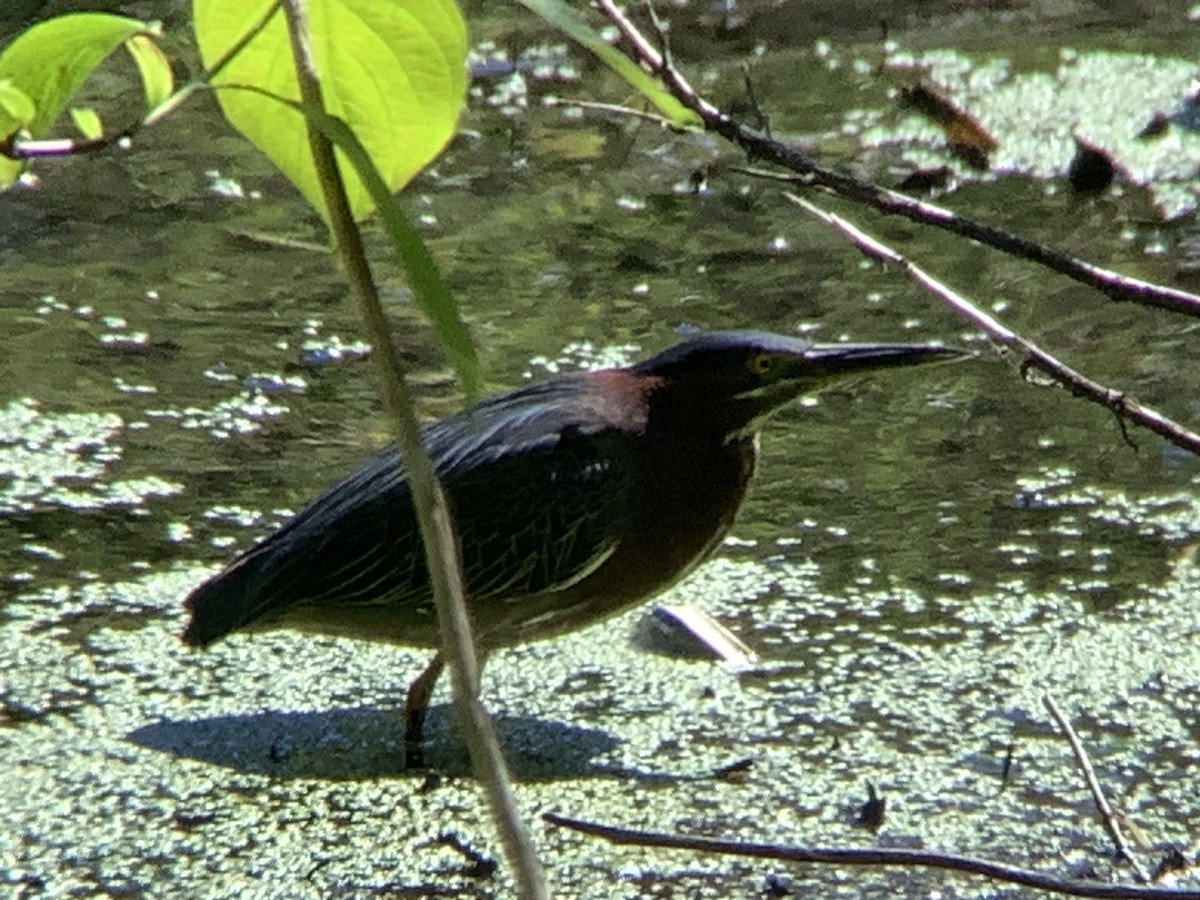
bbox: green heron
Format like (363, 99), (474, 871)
(183, 330), (962, 758)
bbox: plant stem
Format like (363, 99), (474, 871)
(278, 3), (547, 896)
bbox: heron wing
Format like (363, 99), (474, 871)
(181, 376), (637, 645)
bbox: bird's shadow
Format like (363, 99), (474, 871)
(128, 705), (677, 783)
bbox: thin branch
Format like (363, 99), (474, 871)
(2, 135), (117, 159)
(1044, 695), (1153, 883)
(784, 192), (1200, 455)
(642, 1), (676, 76)
(598, 0), (722, 120)
(595, 0), (1200, 318)
(278, 3), (547, 897)
(543, 96), (682, 130)
(543, 812), (1200, 900)
(2, 2), (283, 160)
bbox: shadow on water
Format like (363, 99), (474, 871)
(127, 705), (682, 784)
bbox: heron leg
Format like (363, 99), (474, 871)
(404, 651), (445, 768)
(402, 648), (492, 769)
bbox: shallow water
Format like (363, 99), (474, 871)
(2, 1), (1199, 897)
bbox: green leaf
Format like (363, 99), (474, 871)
(0, 13), (160, 138)
(70, 106), (103, 140)
(512, 0), (701, 128)
(125, 32), (174, 111)
(193, 0), (468, 223)
(0, 79), (35, 132)
(0, 80), (33, 186)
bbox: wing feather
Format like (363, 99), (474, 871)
(182, 375), (638, 646)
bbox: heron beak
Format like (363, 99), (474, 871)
(798, 342), (971, 380)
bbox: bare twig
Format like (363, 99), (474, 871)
(642, 1), (675, 75)
(1044, 695), (1153, 884)
(543, 96), (681, 130)
(1, 134), (117, 159)
(2, 2), (284, 161)
(595, 0), (1200, 318)
(785, 192), (1200, 455)
(4, 2), (281, 163)
(544, 812), (1200, 899)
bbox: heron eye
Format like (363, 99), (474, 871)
(748, 353), (774, 376)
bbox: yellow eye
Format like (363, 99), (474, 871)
(748, 353), (774, 376)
